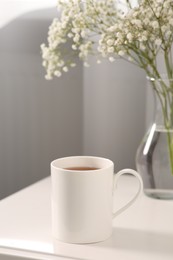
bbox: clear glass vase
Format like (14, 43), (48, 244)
(136, 76), (173, 199)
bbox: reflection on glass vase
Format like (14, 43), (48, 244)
(136, 76), (173, 199)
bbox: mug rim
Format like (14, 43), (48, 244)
(51, 156), (114, 173)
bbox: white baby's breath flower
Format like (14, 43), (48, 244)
(45, 74), (53, 80)
(42, 61), (47, 67)
(58, 60), (65, 67)
(109, 56), (115, 62)
(143, 18), (150, 25)
(81, 30), (86, 38)
(163, 1), (170, 8)
(107, 39), (114, 46)
(108, 47), (114, 53)
(72, 28), (80, 34)
(108, 25), (117, 32)
(155, 39), (162, 46)
(165, 30), (172, 38)
(70, 63), (76, 67)
(68, 33), (73, 38)
(128, 56), (134, 62)
(73, 34), (80, 43)
(141, 35), (147, 42)
(169, 19), (173, 26)
(161, 25), (167, 33)
(54, 70), (62, 77)
(140, 44), (146, 51)
(61, 21), (67, 29)
(97, 59), (101, 64)
(72, 44), (77, 50)
(131, 19), (142, 27)
(84, 61), (90, 67)
(116, 32), (123, 40)
(126, 33), (133, 42)
(152, 21), (159, 29)
(118, 50), (125, 56)
(63, 66), (69, 72)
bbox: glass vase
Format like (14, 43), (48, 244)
(136, 76), (173, 199)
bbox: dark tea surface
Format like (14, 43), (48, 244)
(64, 167), (100, 171)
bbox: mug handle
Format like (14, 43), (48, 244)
(112, 169), (143, 219)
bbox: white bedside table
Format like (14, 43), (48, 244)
(0, 175), (173, 260)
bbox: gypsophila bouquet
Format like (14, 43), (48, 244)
(41, 0), (173, 80)
(41, 0), (173, 174)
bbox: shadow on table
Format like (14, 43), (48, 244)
(91, 227), (173, 256)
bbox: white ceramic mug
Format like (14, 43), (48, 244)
(51, 156), (143, 244)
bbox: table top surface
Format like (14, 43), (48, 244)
(0, 175), (173, 260)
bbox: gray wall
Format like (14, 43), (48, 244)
(0, 9), (83, 199)
(83, 57), (146, 172)
(0, 8), (147, 199)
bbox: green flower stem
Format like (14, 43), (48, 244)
(142, 49), (173, 176)
(166, 128), (173, 175)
